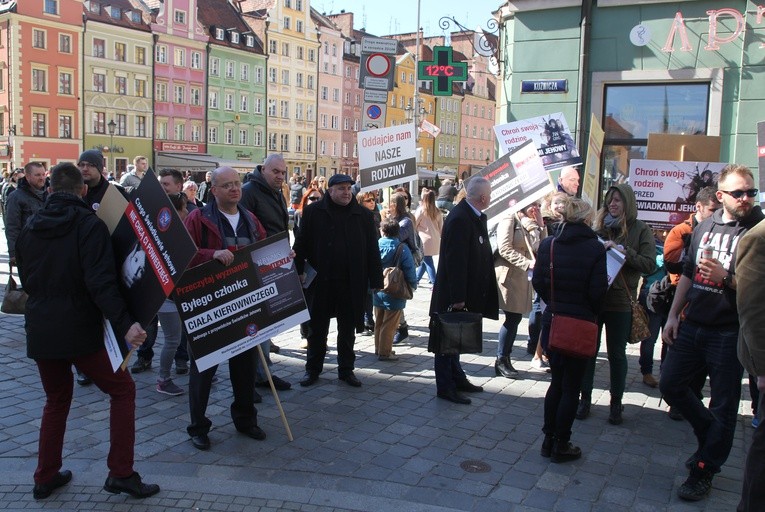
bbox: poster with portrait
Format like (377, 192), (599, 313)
(111, 170), (198, 328)
(628, 159), (727, 230)
(174, 232), (309, 372)
(469, 139), (554, 230)
(493, 112), (583, 172)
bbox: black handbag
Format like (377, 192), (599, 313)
(430, 308), (483, 355)
(2, 263), (28, 315)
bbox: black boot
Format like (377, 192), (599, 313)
(540, 434), (553, 458)
(494, 356), (519, 378)
(608, 399), (624, 425)
(551, 439), (582, 463)
(575, 396), (591, 420)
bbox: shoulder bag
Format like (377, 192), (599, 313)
(547, 238), (599, 358)
(382, 244), (413, 300)
(620, 273), (651, 344)
(2, 263), (28, 315)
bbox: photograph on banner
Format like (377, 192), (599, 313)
(110, 170), (198, 327)
(493, 112), (583, 172)
(174, 232), (309, 372)
(629, 159), (727, 230)
(582, 114), (604, 206)
(357, 124), (417, 192)
(758, 121), (765, 206)
(469, 139), (554, 229)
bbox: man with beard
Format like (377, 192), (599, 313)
(5, 162), (46, 266)
(661, 164), (764, 502)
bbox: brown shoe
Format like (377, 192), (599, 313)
(642, 374), (659, 388)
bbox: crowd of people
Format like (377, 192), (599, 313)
(1, 155), (762, 510)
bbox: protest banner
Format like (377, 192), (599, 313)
(758, 121), (765, 206)
(469, 139), (554, 229)
(493, 112), (583, 172)
(357, 124), (417, 191)
(582, 114), (604, 206)
(629, 159), (727, 230)
(174, 232), (309, 373)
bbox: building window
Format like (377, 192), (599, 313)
(225, 61), (235, 79)
(114, 76), (127, 95)
(295, 102), (303, 120)
(254, 66), (263, 83)
(191, 125), (201, 142)
(32, 68), (47, 92)
(267, 99), (276, 116)
(110, 6), (120, 19)
(59, 34), (71, 53)
(58, 72), (72, 94)
(269, 40), (277, 53)
(320, 87), (328, 101)
(355, 94), (360, 106)
(330, 116), (338, 129)
(280, 134), (289, 152)
(174, 85), (184, 104)
(281, 70), (289, 85)
(333, 88), (339, 102)
(33, 29), (46, 49)
(157, 120), (167, 139)
(155, 44), (167, 63)
(268, 67), (276, 83)
(136, 46), (146, 65)
(225, 93), (233, 110)
(135, 79), (146, 97)
(283, 16), (290, 30)
(115, 42), (126, 61)
(240, 95), (248, 112)
(296, 20), (303, 33)
(296, 72), (303, 88)
(342, 143), (348, 157)
(268, 133), (277, 150)
(136, 116), (146, 137)
(93, 112), (105, 134)
(210, 57), (219, 76)
(306, 105), (314, 122)
(297, 46), (304, 60)
(308, 49), (315, 62)
(282, 42), (289, 56)
(240, 63), (250, 81)
(254, 130), (262, 146)
(116, 114), (126, 135)
(296, 0), (303, 9)
(306, 136), (313, 153)
(174, 10), (186, 24)
(307, 75), (314, 90)
(32, 113), (46, 136)
(190, 87), (201, 106)
(208, 127), (218, 143)
(324, 42), (328, 55)
(224, 128), (233, 144)
(156, 82), (167, 102)
(208, 90), (218, 109)
(93, 38), (105, 58)
(175, 122), (185, 141)
(239, 129), (248, 146)
(296, 135), (303, 152)
(59, 115), (72, 138)
(332, 43), (337, 57)
(174, 48), (185, 67)
(353, 119), (359, 131)
(320, 114), (327, 128)
(254, 97), (262, 114)
(191, 52), (202, 69)
(44, 0), (58, 14)
(344, 118), (349, 131)
(284, 0), (291, 7)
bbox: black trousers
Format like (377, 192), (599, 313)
(305, 280), (357, 377)
(739, 391), (765, 511)
(187, 347), (257, 437)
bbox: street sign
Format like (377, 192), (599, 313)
(364, 89), (389, 103)
(417, 46), (468, 97)
(359, 53), (395, 91)
(362, 101), (387, 131)
(361, 36), (398, 55)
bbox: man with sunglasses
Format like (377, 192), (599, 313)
(661, 164), (764, 502)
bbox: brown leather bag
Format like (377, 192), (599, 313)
(1, 264), (28, 315)
(620, 274), (651, 344)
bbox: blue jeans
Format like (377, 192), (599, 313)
(659, 321), (742, 473)
(416, 255), (436, 284)
(528, 295), (542, 353)
(497, 311), (523, 358)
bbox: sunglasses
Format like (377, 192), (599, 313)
(307, 196), (321, 201)
(364, 198), (375, 203)
(720, 189), (758, 199)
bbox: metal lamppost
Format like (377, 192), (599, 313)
(107, 119), (116, 173)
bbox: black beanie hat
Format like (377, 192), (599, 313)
(78, 149), (104, 173)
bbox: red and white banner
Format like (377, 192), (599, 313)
(420, 118), (441, 138)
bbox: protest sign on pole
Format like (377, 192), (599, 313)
(357, 124), (417, 192)
(469, 139), (554, 229)
(174, 232), (309, 373)
(493, 112), (583, 172)
(629, 159), (727, 230)
(582, 114), (604, 206)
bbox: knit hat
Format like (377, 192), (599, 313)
(78, 150), (104, 173)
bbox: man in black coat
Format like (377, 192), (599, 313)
(429, 177), (499, 404)
(16, 163), (159, 500)
(293, 174), (384, 387)
(5, 161), (46, 265)
(239, 154), (291, 389)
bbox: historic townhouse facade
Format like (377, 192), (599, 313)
(313, 9), (343, 177)
(200, 0), (267, 165)
(434, 94), (462, 176)
(144, 0), (208, 159)
(83, 0), (153, 174)
(0, 0), (82, 173)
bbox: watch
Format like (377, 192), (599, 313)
(722, 272), (733, 288)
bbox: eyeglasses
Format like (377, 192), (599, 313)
(307, 195), (321, 201)
(720, 189), (758, 199)
(215, 181), (242, 190)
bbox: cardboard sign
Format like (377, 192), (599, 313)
(494, 112), (583, 172)
(646, 133), (721, 163)
(174, 232), (309, 372)
(469, 139), (554, 230)
(582, 114), (604, 206)
(357, 124), (417, 192)
(629, 159), (727, 230)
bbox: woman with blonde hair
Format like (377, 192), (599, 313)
(414, 190), (442, 285)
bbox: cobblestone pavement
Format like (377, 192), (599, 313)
(0, 230), (752, 511)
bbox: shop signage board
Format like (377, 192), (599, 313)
(494, 112), (582, 172)
(629, 159), (727, 230)
(174, 232), (309, 372)
(417, 46), (468, 97)
(520, 79), (568, 93)
(357, 124), (417, 191)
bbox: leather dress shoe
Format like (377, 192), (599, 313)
(76, 373), (92, 386)
(437, 390), (471, 404)
(103, 472), (160, 498)
(299, 373), (319, 387)
(255, 375), (292, 391)
(190, 434), (210, 450)
(339, 372), (362, 387)
(238, 425), (266, 440)
(33, 470), (72, 499)
(456, 380), (483, 393)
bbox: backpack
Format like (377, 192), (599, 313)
(382, 244), (413, 300)
(289, 183), (303, 205)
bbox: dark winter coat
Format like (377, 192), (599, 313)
(84, 175), (128, 211)
(4, 177), (46, 258)
(240, 170), (289, 237)
(292, 194), (384, 332)
(16, 193), (135, 359)
(533, 221), (608, 322)
(429, 199), (499, 319)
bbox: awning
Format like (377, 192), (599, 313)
(155, 152), (260, 173)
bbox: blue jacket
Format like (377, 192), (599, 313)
(374, 237), (417, 310)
